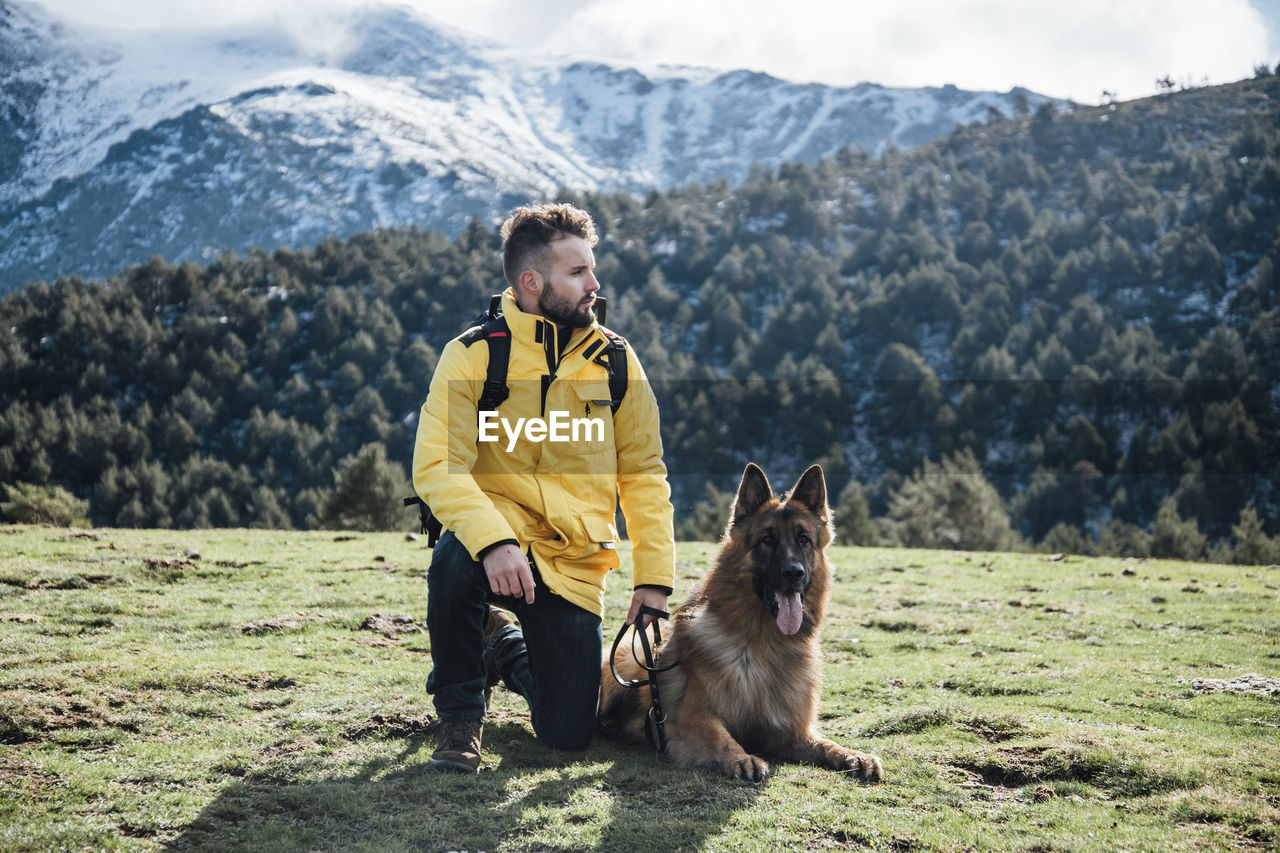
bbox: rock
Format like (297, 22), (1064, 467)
(359, 613), (424, 638)
(242, 616), (303, 634)
(1190, 674), (1280, 697)
(144, 557), (197, 572)
(242, 612), (323, 635)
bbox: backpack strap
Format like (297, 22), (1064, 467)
(476, 314), (511, 412)
(597, 330), (629, 415)
(459, 294), (511, 411)
(403, 495), (443, 546)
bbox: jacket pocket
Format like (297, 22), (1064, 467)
(570, 379), (615, 413)
(546, 381), (615, 476)
(581, 514), (619, 550)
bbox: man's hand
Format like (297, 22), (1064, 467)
(482, 543), (536, 604)
(627, 587), (669, 628)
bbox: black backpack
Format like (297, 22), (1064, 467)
(404, 295), (630, 545)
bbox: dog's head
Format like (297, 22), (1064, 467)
(726, 463), (832, 637)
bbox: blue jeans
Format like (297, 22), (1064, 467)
(425, 530), (603, 751)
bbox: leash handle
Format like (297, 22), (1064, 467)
(608, 605), (678, 689)
(635, 603), (669, 635)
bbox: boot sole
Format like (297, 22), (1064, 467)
(429, 756), (480, 774)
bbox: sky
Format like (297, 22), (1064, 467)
(34, 0), (1280, 104)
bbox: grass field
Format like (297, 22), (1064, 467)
(1, 525), (1277, 852)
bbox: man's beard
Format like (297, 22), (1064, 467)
(538, 285), (595, 328)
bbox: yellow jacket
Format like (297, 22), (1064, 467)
(412, 289), (676, 615)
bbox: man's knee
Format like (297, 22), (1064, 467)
(532, 691), (599, 751)
(536, 724), (595, 752)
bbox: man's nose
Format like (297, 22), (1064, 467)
(585, 272), (600, 293)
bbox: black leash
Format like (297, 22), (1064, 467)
(608, 604), (679, 752)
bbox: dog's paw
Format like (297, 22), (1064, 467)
(840, 751), (883, 784)
(724, 754), (770, 783)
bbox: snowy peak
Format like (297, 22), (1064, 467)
(2, 1), (502, 208)
(0, 0), (1055, 289)
(335, 3), (498, 76)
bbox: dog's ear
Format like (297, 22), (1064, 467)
(731, 463), (773, 527)
(787, 464), (828, 523)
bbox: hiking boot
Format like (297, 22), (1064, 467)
(430, 718), (484, 773)
(483, 605), (516, 708)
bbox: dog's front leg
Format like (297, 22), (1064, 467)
(669, 712), (770, 782)
(784, 732), (883, 783)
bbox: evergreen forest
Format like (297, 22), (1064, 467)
(1, 73), (1278, 562)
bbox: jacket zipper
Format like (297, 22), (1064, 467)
(539, 320), (600, 417)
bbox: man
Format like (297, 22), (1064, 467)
(412, 202), (676, 772)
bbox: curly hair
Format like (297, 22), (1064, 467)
(500, 203), (598, 288)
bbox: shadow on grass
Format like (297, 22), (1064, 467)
(164, 721), (760, 852)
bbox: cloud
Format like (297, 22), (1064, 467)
(36, 0), (284, 29)
(36, 0), (371, 66)
(1253, 0), (1280, 58)
(524, 0), (1270, 102)
(33, 0), (1275, 102)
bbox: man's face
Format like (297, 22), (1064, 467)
(534, 235), (599, 328)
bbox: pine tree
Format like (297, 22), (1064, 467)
(1222, 505), (1280, 565)
(1, 482), (90, 527)
(1150, 496), (1207, 561)
(1096, 518), (1152, 558)
(833, 480), (878, 546)
(315, 443), (408, 532)
(885, 449), (1018, 552)
(675, 483), (735, 543)
(1040, 522), (1087, 555)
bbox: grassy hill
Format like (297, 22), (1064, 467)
(3, 75), (1278, 553)
(1, 526), (1276, 851)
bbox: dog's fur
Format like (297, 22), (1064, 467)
(599, 463), (883, 783)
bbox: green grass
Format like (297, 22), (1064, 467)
(1, 526), (1277, 852)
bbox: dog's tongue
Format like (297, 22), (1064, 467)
(776, 591), (803, 635)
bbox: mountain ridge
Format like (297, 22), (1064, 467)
(0, 0), (1052, 290)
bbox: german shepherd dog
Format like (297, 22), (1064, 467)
(599, 463), (883, 783)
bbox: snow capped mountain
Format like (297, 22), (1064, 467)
(0, 1), (1054, 290)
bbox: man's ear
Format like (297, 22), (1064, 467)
(518, 268), (541, 296)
